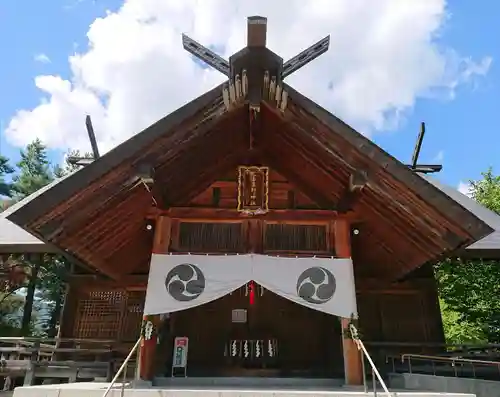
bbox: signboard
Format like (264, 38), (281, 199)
(171, 336), (189, 375)
(232, 309), (247, 323)
(237, 166), (269, 215)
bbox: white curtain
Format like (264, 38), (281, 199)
(144, 254), (252, 315)
(252, 256), (357, 319)
(143, 254), (357, 319)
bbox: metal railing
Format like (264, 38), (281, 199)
(102, 337), (141, 397)
(349, 324), (394, 396)
(399, 353), (500, 380)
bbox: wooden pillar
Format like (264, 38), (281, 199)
(334, 218), (363, 386)
(139, 216), (171, 381)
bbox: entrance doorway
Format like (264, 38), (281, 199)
(158, 282), (343, 378)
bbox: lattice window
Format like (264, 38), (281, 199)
(264, 223), (329, 253)
(73, 289), (144, 341)
(178, 222), (244, 252)
(121, 291), (145, 341)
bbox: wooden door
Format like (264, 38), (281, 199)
(170, 282), (343, 376)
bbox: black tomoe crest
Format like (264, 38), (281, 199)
(165, 264), (205, 301)
(296, 267), (336, 304)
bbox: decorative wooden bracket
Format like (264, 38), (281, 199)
(336, 170), (368, 213)
(263, 71), (288, 112)
(135, 163), (155, 187)
(222, 71), (248, 111)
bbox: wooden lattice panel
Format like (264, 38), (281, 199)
(73, 289), (145, 341)
(263, 223), (329, 253)
(177, 222), (244, 252)
(121, 291), (145, 341)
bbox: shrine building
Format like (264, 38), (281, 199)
(3, 16), (500, 387)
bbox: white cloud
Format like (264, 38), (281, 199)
(34, 53), (51, 64)
(4, 0), (492, 154)
(457, 181), (472, 197)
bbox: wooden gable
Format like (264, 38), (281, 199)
(5, 83), (492, 281)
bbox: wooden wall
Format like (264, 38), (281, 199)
(62, 267), (444, 363)
(357, 276), (444, 344)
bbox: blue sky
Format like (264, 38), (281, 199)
(0, 0), (120, 165)
(0, 0), (498, 191)
(378, 1), (500, 189)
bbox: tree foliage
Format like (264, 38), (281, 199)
(0, 154), (14, 198)
(0, 143), (89, 336)
(439, 299), (486, 344)
(436, 168), (500, 343)
(470, 169), (500, 215)
(11, 138), (53, 200)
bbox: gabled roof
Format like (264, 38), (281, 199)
(3, 83), (494, 279)
(422, 175), (500, 255)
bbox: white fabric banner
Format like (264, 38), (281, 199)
(252, 256), (357, 319)
(143, 254), (357, 319)
(144, 254), (252, 315)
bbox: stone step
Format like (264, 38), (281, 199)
(153, 376), (344, 389)
(11, 382), (476, 397)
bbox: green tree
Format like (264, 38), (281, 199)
(26, 148), (91, 337)
(0, 154), (14, 198)
(9, 140), (54, 334)
(470, 168), (500, 214)
(2, 145), (87, 337)
(436, 168), (500, 343)
(39, 149), (94, 336)
(439, 299), (486, 344)
(11, 138), (53, 199)
(0, 292), (24, 335)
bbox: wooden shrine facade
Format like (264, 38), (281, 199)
(54, 167), (469, 383)
(5, 16), (493, 385)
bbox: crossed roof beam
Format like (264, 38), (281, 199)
(182, 16), (330, 80)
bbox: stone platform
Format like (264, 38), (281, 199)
(11, 382), (476, 397)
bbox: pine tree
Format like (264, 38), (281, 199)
(0, 154), (14, 199)
(42, 149), (92, 337)
(4, 144), (92, 336)
(11, 139), (53, 199)
(10, 139), (54, 334)
(0, 154), (19, 334)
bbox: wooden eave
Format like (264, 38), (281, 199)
(7, 89), (255, 279)
(6, 83), (493, 280)
(260, 84), (493, 278)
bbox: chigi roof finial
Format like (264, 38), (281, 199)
(181, 16), (330, 81)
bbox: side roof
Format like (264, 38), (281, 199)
(422, 175), (500, 254)
(0, 175), (73, 253)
